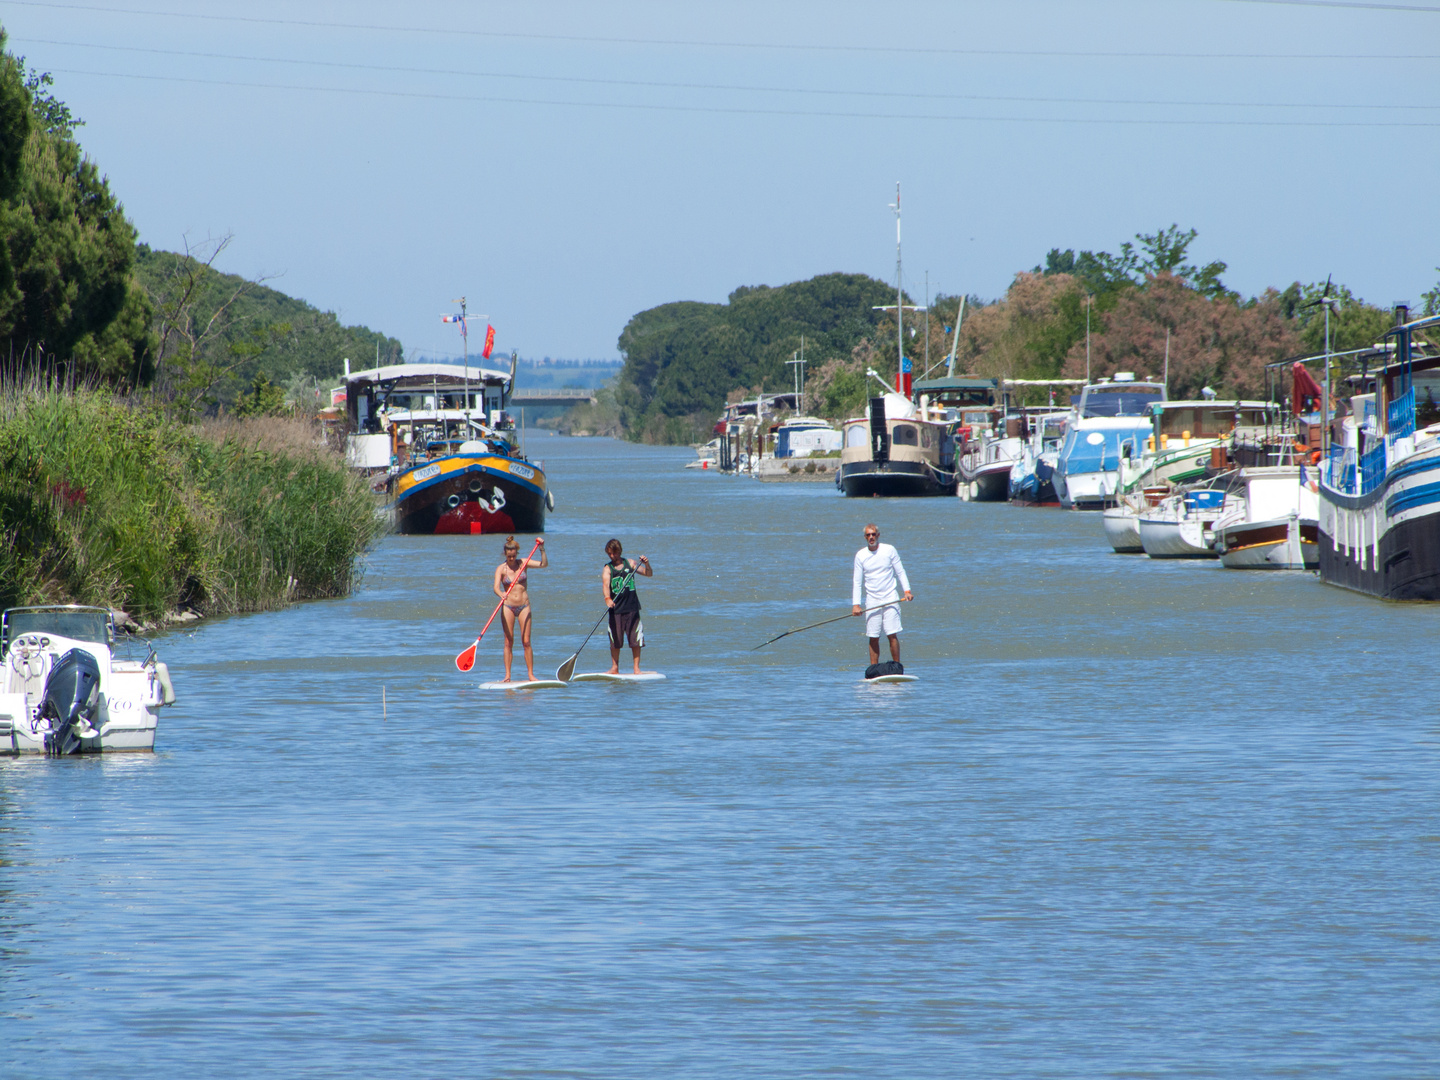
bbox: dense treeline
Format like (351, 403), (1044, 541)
(615, 273), (897, 443)
(611, 225), (1439, 440)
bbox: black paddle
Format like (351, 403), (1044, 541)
(751, 597), (912, 651)
(555, 560), (641, 682)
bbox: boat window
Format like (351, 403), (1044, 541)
(845, 424), (868, 448)
(1083, 387), (1164, 418)
(4, 609), (110, 647)
(892, 425), (918, 446)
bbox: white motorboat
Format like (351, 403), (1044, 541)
(1138, 489), (1229, 559)
(1214, 466), (1320, 569)
(0, 606), (175, 755)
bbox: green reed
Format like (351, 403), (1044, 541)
(0, 384), (382, 621)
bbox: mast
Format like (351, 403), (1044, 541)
(891, 183), (907, 397)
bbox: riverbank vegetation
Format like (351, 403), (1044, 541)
(0, 382), (382, 621)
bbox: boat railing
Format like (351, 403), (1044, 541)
(1361, 440), (1387, 492)
(1326, 441), (1387, 496)
(1388, 386), (1416, 441)
(1324, 445), (1354, 494)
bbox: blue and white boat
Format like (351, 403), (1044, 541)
(1319, 307), (1440, 599)
(1054, 373), (1166, 509)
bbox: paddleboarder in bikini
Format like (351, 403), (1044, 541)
(602, 538), (653, 675)
(494, 535), (546, 682)
(852, 524), (912, 668)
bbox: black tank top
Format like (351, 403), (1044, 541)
(607, 559), (640, 613)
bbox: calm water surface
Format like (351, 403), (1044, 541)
(3, 434), (1439, 1077)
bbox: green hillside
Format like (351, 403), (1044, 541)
(134, 244), (402, 410)
(615, 272), (896, 443)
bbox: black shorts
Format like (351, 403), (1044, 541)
(608, 609), (644, 649)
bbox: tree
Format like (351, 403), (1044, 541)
(0, 39), (153, 384)
(1283, 280), (1395, 356)
(950, 272), (1099, 395)
(136, 237), (400, 414)
(614, 272), (895, 443)
(1036, 225), (1229, 299)
(1421, 269), (1440, 318)
(1060, 273), (1298, 398)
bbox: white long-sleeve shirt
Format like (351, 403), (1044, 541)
(853, 542), (910, 606)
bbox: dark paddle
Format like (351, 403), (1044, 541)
(555, 560), (641, 683)
(751, 597), (911, 651)
(456, 537), (543, 673)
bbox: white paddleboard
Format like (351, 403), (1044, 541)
(570, 672), (667, 683)
(864, 674), (919, 683)
(479, 679), (569, 690)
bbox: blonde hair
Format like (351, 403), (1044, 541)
(503, 535), (519, 554)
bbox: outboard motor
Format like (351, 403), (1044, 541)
(869, 397), (889, 463)
(39, 648), (102, 755)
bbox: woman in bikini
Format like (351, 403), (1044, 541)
(493, 535), (546, 682)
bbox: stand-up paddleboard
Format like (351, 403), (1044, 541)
(570, 671), (667, 683)
(864, 674), (919, 684)
(479, 679), (569, 691)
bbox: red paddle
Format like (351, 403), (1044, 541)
(456, 537), (543, 672)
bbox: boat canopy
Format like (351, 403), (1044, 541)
(1061, 420), (1153, 472)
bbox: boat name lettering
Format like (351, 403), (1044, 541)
(509, 463), (535, 480)
(412, 464), (441, 482)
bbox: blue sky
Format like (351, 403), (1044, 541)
(3, 0), (1436, 362)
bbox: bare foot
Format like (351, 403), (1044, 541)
(605, 667), (620, 675)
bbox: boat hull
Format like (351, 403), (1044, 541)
(393, 454), (547, 535)
(839, 461), (953, 497)
(1319, 448), (1440, 599)
(1102, 507), (1144, 553)
(1138, 517), (1217, 559)
(1057, 468), (1117, 511)
(1217, 516), (1318, 570)
(970, 464), (1011, 501)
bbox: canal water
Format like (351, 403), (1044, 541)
(4, 433), (1439, 1078)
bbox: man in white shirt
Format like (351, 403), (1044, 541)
(852, 523), (913, 666)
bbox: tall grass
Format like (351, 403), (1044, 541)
(0, 383), (382, 620)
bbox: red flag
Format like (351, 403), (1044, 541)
(482, 324), (495, 360)
(1292, 362), (1325, 416)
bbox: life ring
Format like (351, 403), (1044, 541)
(1310, 450), (1322, 464)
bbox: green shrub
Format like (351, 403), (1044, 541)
(0, 384), (381, 620)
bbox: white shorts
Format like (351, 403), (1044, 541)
(865, 603), (902, 638)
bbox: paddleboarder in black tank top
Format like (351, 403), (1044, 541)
(602, 538), (653, 675)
